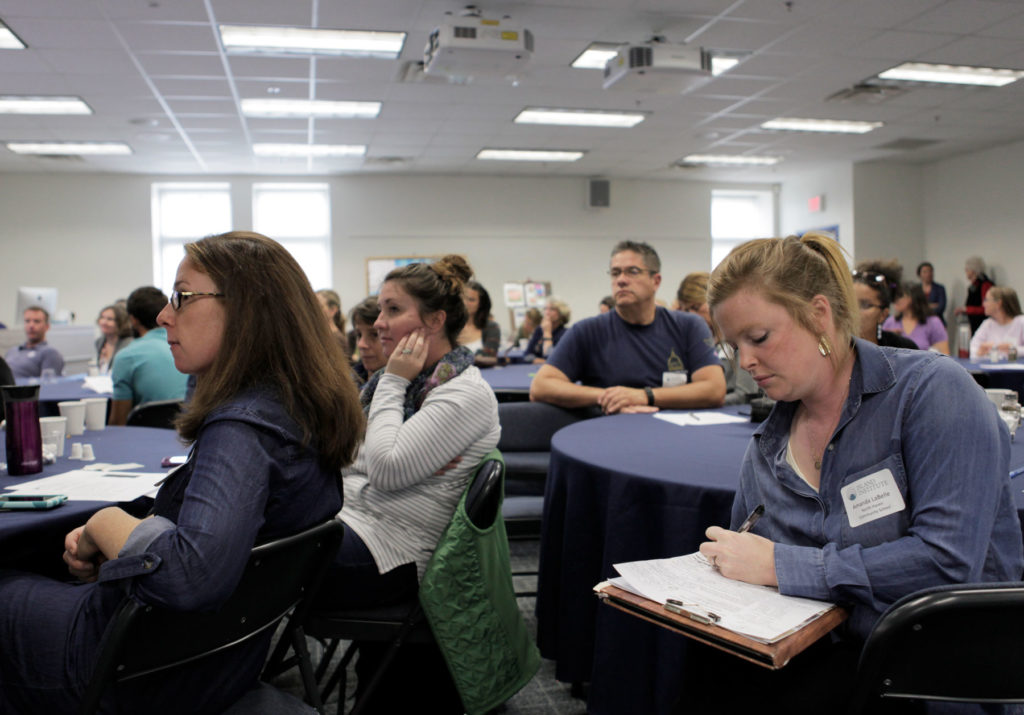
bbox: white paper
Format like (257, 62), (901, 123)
(654, 411), (748, 427)
(977, 363), (1024, 371)
(81, 462), (146, 472)
(4, 470), (164, 502)
(613, 553), (835, 643)
(82, 375), (114, 394)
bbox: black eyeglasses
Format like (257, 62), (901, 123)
(858, 300), (884, 311)
(607, 267), (655, 279)
(169, 290), (225, 310)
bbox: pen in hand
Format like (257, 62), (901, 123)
(736, 504), (764, 534)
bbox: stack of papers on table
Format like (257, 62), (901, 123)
(653, 411), (748, 427)
(610, 552), (838, 644)
(4, 469), (163, 502)
(82, 375), (114, 394)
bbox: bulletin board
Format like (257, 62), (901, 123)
(365, 255), (440, 295)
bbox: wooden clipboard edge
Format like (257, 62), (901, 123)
(595, 582), (847, 671)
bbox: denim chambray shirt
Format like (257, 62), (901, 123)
(733, 339), (1024, 640)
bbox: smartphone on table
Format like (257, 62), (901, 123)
(0, 494), (68, 510)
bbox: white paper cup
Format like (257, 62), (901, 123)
(985, 388), (1018, 408)
(39, 416), (67, 457)
(58, 401), (87, 436)
(83, 397), (108, 431)
(69, 442), (83, 459)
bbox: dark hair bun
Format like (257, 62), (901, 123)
(431, 254), (473, 296)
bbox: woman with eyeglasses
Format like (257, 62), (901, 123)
(0, 231), (365, 714)
(883, 282), (950, 354)
(970, 286), (1024, 359)
(852, 261), (917, 350)
(677, 271), (759, 403)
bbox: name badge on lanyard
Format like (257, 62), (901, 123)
(841, 468), (906, 528)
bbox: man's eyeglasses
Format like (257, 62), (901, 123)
(169, 290), (225, 310)
(607, 267), (655, 279)
(858, 300), (884, 311)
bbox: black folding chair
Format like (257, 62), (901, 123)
(80, 519), (344, 714)
(125, 399), (184, 429)
(286, 452), (510, 714)
(848, 581), (1024, 714)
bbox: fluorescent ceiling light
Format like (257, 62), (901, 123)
(682, 154), (780, 166)
(253, 143), (366, 157)
(6, 141), (132, 155)
(477, 149), (584, 162)
(877, 62), (1024, 87)
(0, 22), (25, 49)
(514, 108), (646, 128)
(710, 56), (740, 76)
(241, 99), (381, 119)
(219, 25), (405, 58)
(0, 96), (92, 115)
(571, 43), (621, 69)
(761, 117), (883, 134)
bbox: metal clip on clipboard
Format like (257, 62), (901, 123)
(664, 598), (721, 625)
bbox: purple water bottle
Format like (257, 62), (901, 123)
(3, 385), (43, 476)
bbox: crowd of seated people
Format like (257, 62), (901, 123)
(5, 235), (1021, 714)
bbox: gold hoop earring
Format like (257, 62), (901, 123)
(818, 335), (831, 357)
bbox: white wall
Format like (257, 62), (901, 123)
(0, 173), (723, 337)
(851, 161), (925, 270)
(778, 162), (855, 256)
(923, 138), (1024, 324)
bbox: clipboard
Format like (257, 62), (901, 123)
(595, 582), (847, 670)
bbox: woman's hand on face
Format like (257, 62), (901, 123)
(386, 329), (429, 381)
(699, 525), (777, 586)
(541, 315), (554, 335)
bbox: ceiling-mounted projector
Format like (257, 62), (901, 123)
(424, 18), (533, 80)
(603, 44), (712, 93)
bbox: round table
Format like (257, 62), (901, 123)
(1, 425), (184, 568)
(536, 405), (1024, 715)
(479, 363), (537, 402)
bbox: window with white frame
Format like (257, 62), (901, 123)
(710, 189), (775, 269)
(152, 183), (232, 294)
(253, 183), (331, 291)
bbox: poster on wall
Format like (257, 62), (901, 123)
(365, 256), (440, 295)
(797, 225), (839, 240)
(524, 282), (548, 307)
(503, 283), (525, 307)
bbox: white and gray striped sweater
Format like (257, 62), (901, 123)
(339, 366), (500, 579)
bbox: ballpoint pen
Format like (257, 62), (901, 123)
(737, 504), (765, 534)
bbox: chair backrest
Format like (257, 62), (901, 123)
(80, 519), (344, 713)
(848, 581), (1024, 713)
(496, 402), (590, 452)
(125, 399), (184, 429)
(464, 449), (505, 528)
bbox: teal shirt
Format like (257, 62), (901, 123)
(110, 327), (187, 406)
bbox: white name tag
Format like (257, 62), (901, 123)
(841, 468), (906, 528)
(662, 371), (688, 387)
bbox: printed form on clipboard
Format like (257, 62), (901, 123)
(608, 552), (840, 644)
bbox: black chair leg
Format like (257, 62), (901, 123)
(348, 609), (424, 715)
(291, 625), (324, 713)
(314, 638), (341, 683)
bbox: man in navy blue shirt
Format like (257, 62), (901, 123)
(530, 241), (725, 414)
(4, 307), (64, 379)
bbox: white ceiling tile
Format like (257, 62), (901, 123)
(137, 52), (226, 76)
(897, 0), (1024, 34)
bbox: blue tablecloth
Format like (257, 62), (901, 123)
(14, 374), (111, 417)
(536, 405), (1024, 715)
(480, 363), (536, 401)
(1, 425), (184, 567)
(954, 357), (1024, 395)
